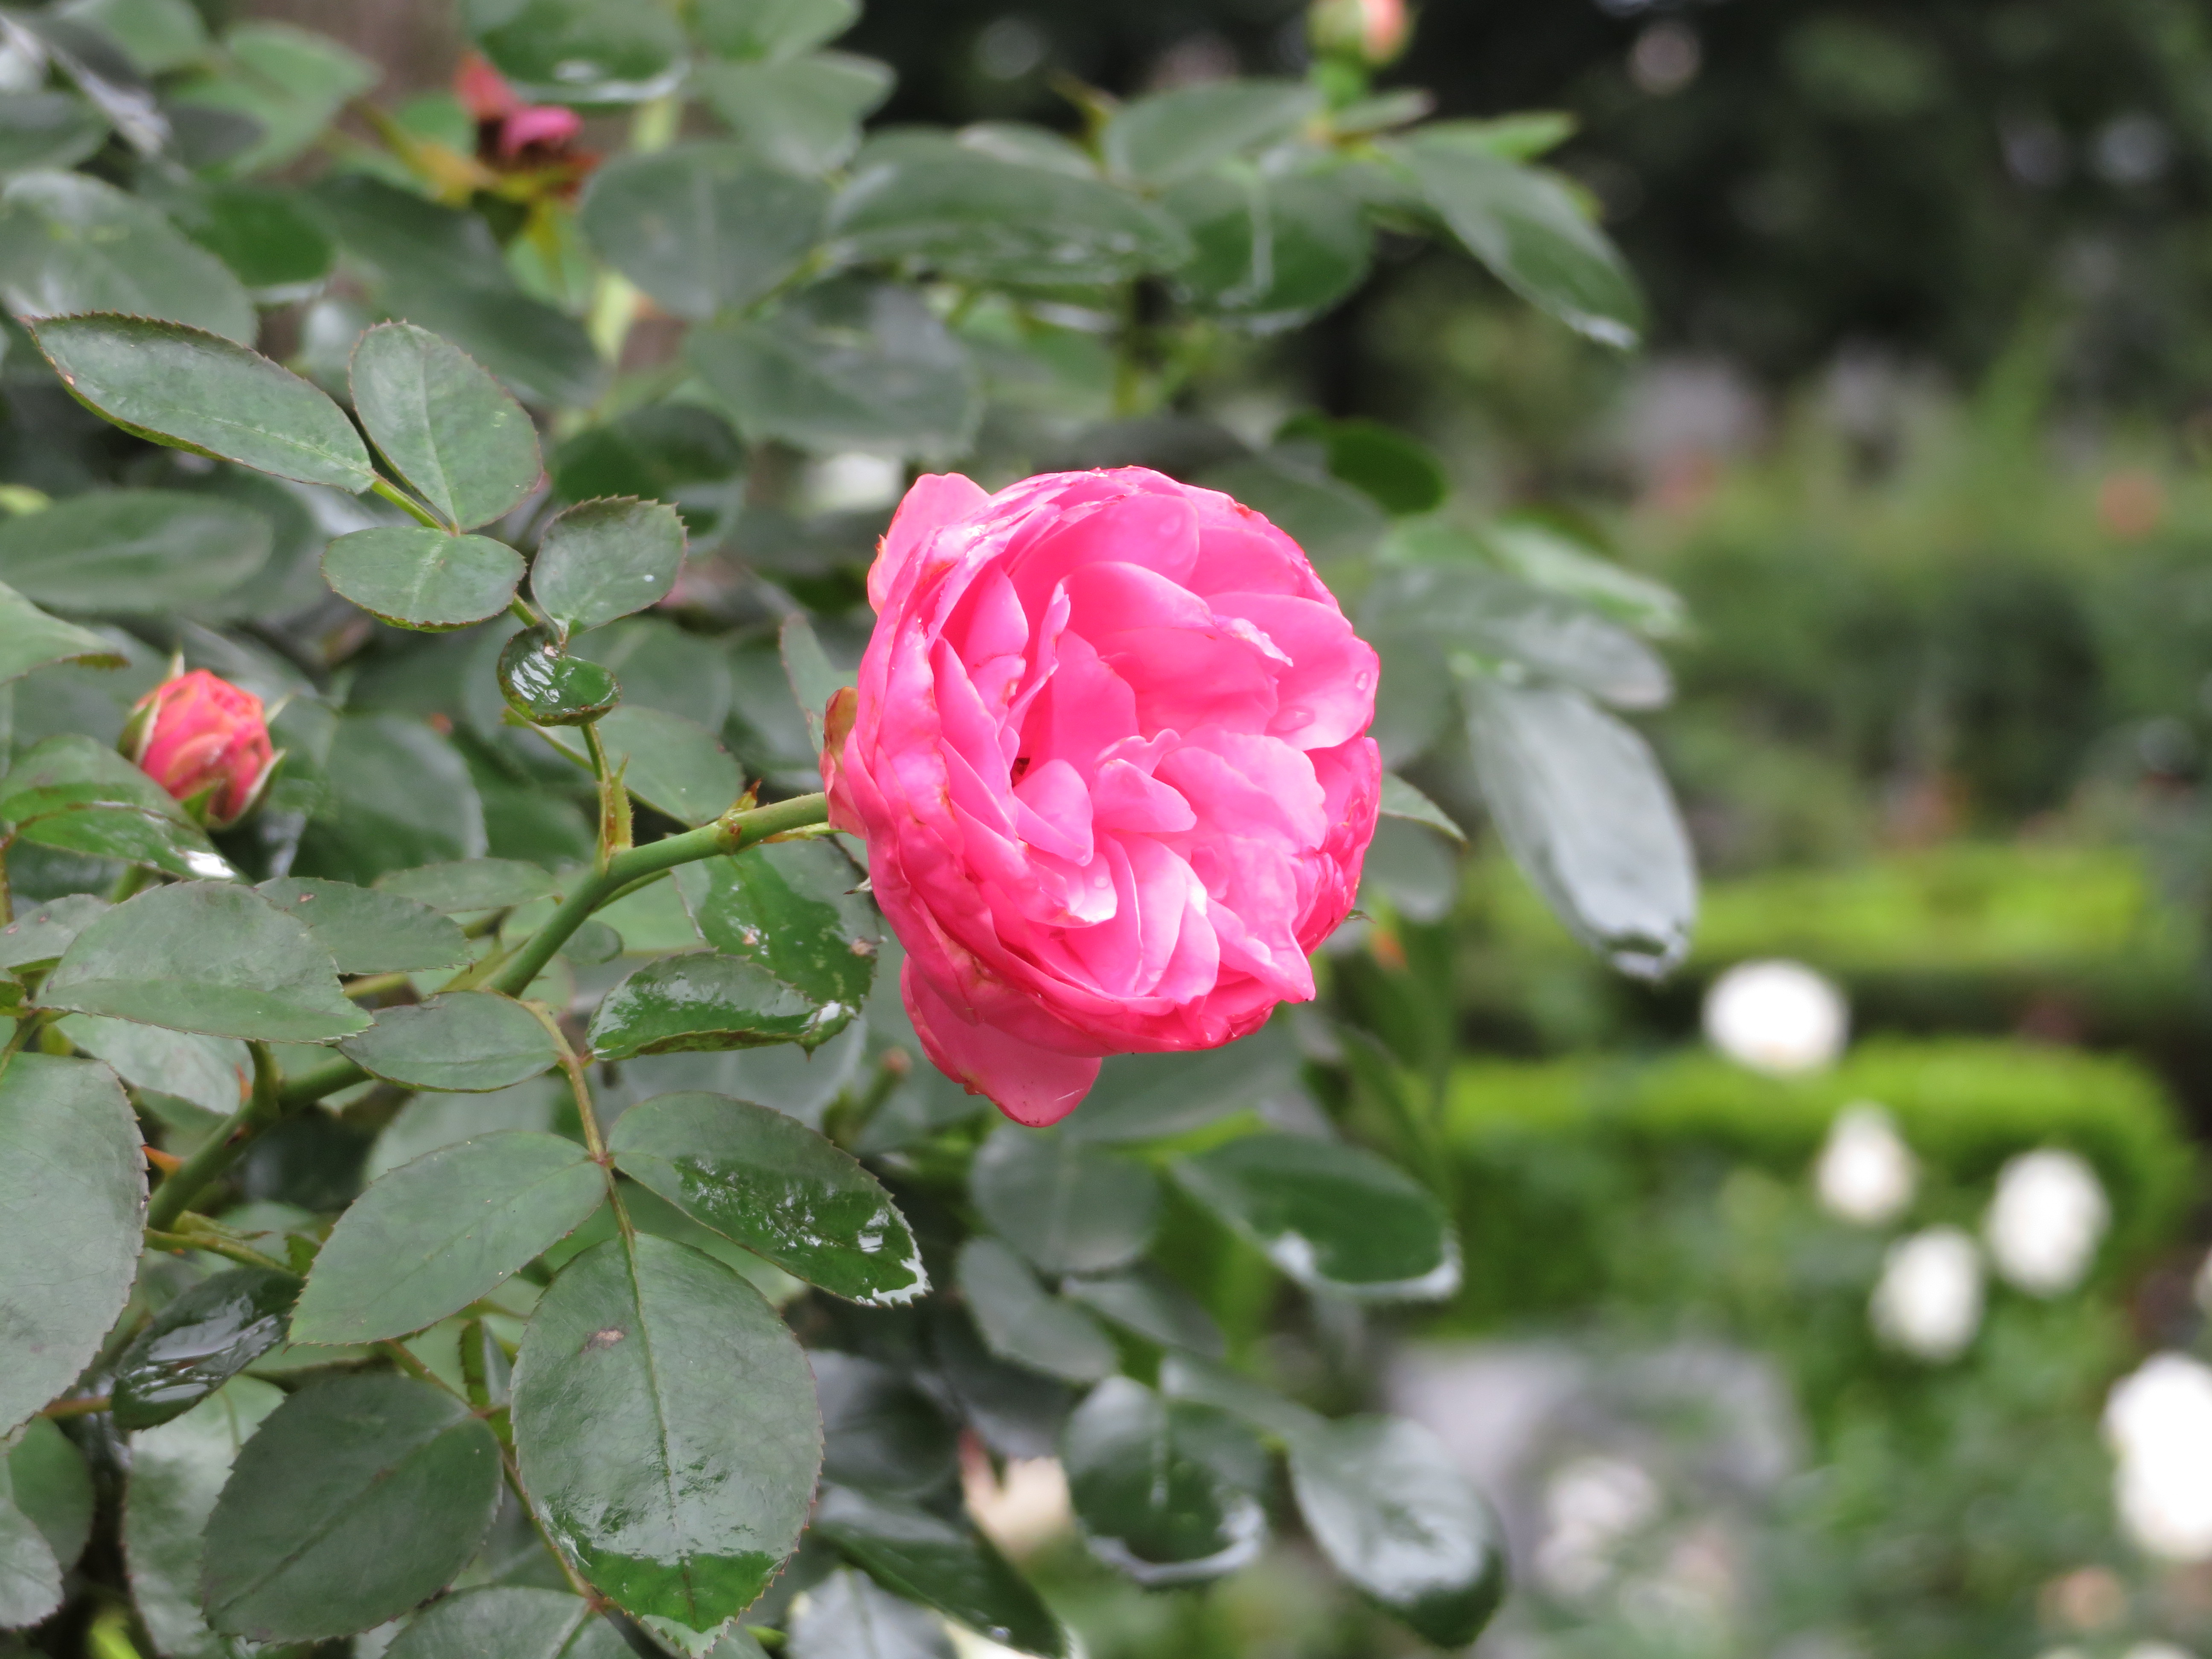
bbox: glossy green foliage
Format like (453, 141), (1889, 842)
(814, 1487), (1066, 1657)
(375, 857), (556, 914)
(385, 1586), (629, 1659)
(499, 627), (622, 726)
(0, 581), (125, 684)
(338, 992), (559, 1092)
(591, 949), (850, 1058)
(256, 876), (471, 974)
(791, 1568), (950, 1659)
(111, 1268), (301, 1430)
(609, 1091), (924, 1304)
(466, 0), (685, 104)
(7, 1418), (93, 1575)
(969, 1124), (1161, 1276)
(511, 1234), (822, 1631)
(0, 733), (235, 880)
(678, 839), (876, 1044)
(531, 497), (687, 635)
(540, 705), (743, 825)
(1170, 1132), (1461, 1301)
(323, 527), (527, 632)
(32, 315), (372, 486)
(955, 1237), (1117, 1384)
(351, 322), (544, 530)
(41, 882), (369, 1041)
(291, 1131), (606, 1345)
(0, 1055), (144, 1434)
(201, 1374), (503, 1640)
(1062, 1378), (1269, 1586)
(0, 175), (253, 341)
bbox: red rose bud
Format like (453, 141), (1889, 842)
(1310, 0), (1412, 66)
(454, 52), (590, 169)
(125, 670), (278, 830)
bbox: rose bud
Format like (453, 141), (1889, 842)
(453, 52), (590, 173)
(1310, 0), (1413, 66)
(122, 669), (279, 830)
(824, 468), (1382, 1126)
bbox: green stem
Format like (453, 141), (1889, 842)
(40, 1394), (111, 1420)
(145, 1044), (282, 1230)
(144, 1226), (288, 1273)
(509, 595), (544, 632)
(383, 1338), (467, 1400)
(370, 475), (447, 531)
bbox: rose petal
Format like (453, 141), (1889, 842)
(904, 960), (1101, 1126)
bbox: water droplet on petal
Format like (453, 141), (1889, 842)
(1354, 671), (1373, 693)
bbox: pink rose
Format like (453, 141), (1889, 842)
(124, 669), (277, 829)
(824, 467), (1382, 1126)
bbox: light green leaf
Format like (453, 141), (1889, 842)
(58, 1014), (247, 1115)
(0, 579), (128, 683)
(1379, 774), (1466, 844)
(338, 992), (560, 1093)
(1157, 1351), (1322, 1441)
(0, 1054), (144, 1434)
(1162, 171), (1372, 331)
(970, 1124), (1160, 1276)
(0, 894), (108, 972)
(385, 1586), (620, 1659)
(0, 732), (237, 881)
(0, 93), (108, 177)
(693, 0), (858, 61)
(1061, 1269), (1224, 1359)
(579, 145), (828, 323)
(0, 1475), (61, 1630)
(512, 1233), (821, 1630)
(41, 881), (370, 1042)
(954, 1238), (1115, 1385)
(291, 1131), (606, 1346)
(1169, 1133), (1459, 1302)
(1286, 1416), (1508, 1647)
(256, 877), (471, 974)
(0, 172), (254, 342)
(373, 858), (554, 915)
(1061, 1378), (1267, 1586)
(530, 497), (686, 634)
(60, 0), (211, 76)
(170, 23), (378, 177)
(175, 183), (336, 293)
(789, 1568), (949, 1659)
(122, 1377), (286, 1659)
(539, 705), (741, 827)
(111, 1267), (300, 1430)
(1062, 1023), (1302, 1145)
(588, 949), (847, 1059)
(695, 53), (891, 175)
(201, 1373), (503, 1641)
(6, 1417), (92, 1573)
(465, 0), (687, 104)
(30, 314), (375, 488)
(778, 613), (847, 754)
(812, 1487), (1066, 1658)
(351, 322), (545, 531)
(609, 1091), (923, 1305)
(688, 277), (977, 457)
(0, 490), (272, 614)
(1103, 81), (1320, 186)
(323, 526), (526, 632)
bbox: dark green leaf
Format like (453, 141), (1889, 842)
(338, 992), (559, 1093)
(954, 1238), (1115, 1385)
(676, 838), (876, 1036)
(0, 1054), (143, 1433)
(29, 315), (374, 488)
(831, 142), (1191, 285)
(1286, 1417), (1507, 1647)
(1063, 1023), (1301, 1145)
(0, 175), (253, 343)
(530, 497), (686, 634)
(970, 1125), (1160, 1276)
(695, 53), (890, 175)
(512, 1234), (821, 1630)
(500, 627), (622, 726)
(589, 949), (847, 1059)
(1398, 136), (1642, 349)
(1169, 1133), (1459, 1302)
(0, 733), (236, 880)
(571, 616), (733, 728)
(1277, 413), (1446, 515)
(1162, 171), (1371, 331)
(1157, 1351), (1322, 1441)
(465, 0), (687, 104)
(41, 882), (369, 1042)
(0, 580), (126, 684)
(202, 1373), (503, 1641)
(351, 322), (545, 531)
(1061, 1269), (1224, 1359)
(929, 1307), (1071, 1460)
(384, 280), (607, 412)
(111, 1268), (300, 1431)
(689, 278), (977, 457)
(789, 1568), (949, 1659)
(323, 526), (527, 632)
(0, 895), (107, 972)
(540, 705), (742, 827)
(0, 1479), (61, 1630)
(814, 1487), (1065, 1658)
(551, 406), (743, 521)
(291, 1131), (606, 1345)
(1103, 81), (1320, 186)
(0, 93), (107, 176)
(122, 1379), (286, 1659)
(0, 490), (271, 614)
(1061, 1378), (1267, 1586)
(580, 145), (828, 323)
(1460, 675), (1696, 976)
(375, 857), (554, 914)
(176, 183), (335, 292)
(810, 1354), (957, 1497)
(693, 0), (858, 61)
(6, 1418), (91, 1572)
(386, 1586), (621, 1659)
(57, 1014), (247, 1115)
(609, 1091), (923, 1304)
(256, 877), (471, 974)
(1379, 774), (1466, 844)
(302, 715), (487, 881)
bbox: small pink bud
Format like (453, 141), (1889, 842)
(498, 103), (585, 160)
(454, 52), (519, 123)
(1310, 0), (1412, 66)
(125, 670), (276, 830)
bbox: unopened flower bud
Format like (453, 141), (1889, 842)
(1310, 0), (1412, 67)
(123, 670), (278, 830)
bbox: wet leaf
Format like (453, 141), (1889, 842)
(499, 627), (621, 727)
(111, 1268), (300, 1431)
(954, 1238), (1115, 1385)
(1061, 1378), (1267, 1586)
(813, 1486), (1066, 1657)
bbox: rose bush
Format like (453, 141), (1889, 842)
(831, 467), (1381, 1123)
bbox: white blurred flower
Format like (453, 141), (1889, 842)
(1985, 1149), (2109, 1296)
(2105, 1354), (2212, 1560)
(961, 1451), (1072, 1558)
(1871, 1226), (1984, 1362)
(806, 451), (905, 513)
(1815, 1103), (1917, 1224)
(1534, 1455), (1662, 1598)
(2125, 1644), (2198, 1659)
(1703, 960), (1848, 1075)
